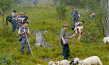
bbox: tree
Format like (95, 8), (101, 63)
(101, 0), (109, 36)
(0, 0), (12, 37)
(53, 0), (57, 7)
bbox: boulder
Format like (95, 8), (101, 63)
(34, 29), (52, 48)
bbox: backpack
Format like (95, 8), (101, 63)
(72, 25), (75, 30)
(6, 15), (12, 25)
(6, 16), (12, 22)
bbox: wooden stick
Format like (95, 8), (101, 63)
(25, 32), (34, 57)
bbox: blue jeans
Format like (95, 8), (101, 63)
(61, 39), (70, 59)
(73, 15), (79, 22)
(11, 19), (17, 32)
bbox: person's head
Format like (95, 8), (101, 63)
(72, 7), (74, 11)
(24, 11), (26, 16)
(63, 24), (69, 30)
(20, 12), (23, 17)
(80, 20), (85, 24)
(13, 10), (17, 13)
(22, 21), (28, 27)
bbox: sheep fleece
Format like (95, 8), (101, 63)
(79, 56), (102, 65)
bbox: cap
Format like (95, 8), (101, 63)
(22, 20), (29, 24)
(63, 24), (69, 27)
(24, 11), (26, 13)
(20, 12), (23, 15)
(13, 10), (16, 12)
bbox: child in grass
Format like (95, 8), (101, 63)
(18, 21), (31, 55)
(60, 24), (71, 60)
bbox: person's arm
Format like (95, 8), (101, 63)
(17, 18), (25, 20)
(18, 28), (25, 35)
(70, 11), (73, 17)
(75, 24), (78, 29)
(13, 13), (17, 17)
(27, 19), (30, 22)
(18, 32), (25, 35)
(61, 36), (66, 44)
(76, 10), (79, 15)
(26, 28), (30, 35)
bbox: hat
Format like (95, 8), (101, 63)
(81, 20), (85, 23)
(71, 7), (74, 9)
(24, 11), (26, 13)
(13, 10), (16, 12)
(63, 24), (69, 27)
(22, 19), (29, 24)
(20, 12), (23, 15)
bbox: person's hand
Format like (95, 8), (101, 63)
(77, 28), (79, 29)
(15, 13), (17, 15)
(68, 37), (71, 39)
(23, 29), (26, 33)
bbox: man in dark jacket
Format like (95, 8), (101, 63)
(70, 7), (79, 23)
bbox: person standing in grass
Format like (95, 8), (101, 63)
(18, 21), (31, 55)
(70, 7), (79, 23)
(11, 10), (17, 32)
(23, 12), (30, 22)
(17, 12), (24, 29)
(60, 24), (71, 60)
(33, 0), (37, 6)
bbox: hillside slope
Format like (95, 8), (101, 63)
(0, 1), (109, 65)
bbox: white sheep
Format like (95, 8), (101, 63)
(60, 60), (70, 65)
(74, 26), (83, 34)
(103, 37), (109, 46)
(78, 56), (103, 65)
(48, 61), (56, 65)
(70, 58), (79, 65)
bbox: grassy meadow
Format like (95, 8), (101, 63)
(0, 1), (109, 65)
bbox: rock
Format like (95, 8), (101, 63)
(34, 29), (52, 48)
(43, 30), (48, 34)
(33, 29), (40, 35)
(42, 57), (51, 62)
(55, 36), (60, 39)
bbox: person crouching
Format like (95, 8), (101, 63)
(18, 21), (31, 55)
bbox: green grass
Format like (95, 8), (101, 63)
(0, 1), (109, 65)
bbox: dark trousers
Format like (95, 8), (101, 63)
(20, 38), (31, 55)
(11, 19), (17, 32)
(17, 22), (22, 29)
(73, 15), (79, 22)
(61, 39), (70, 59)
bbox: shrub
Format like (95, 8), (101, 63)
(56, 5), (67, 19)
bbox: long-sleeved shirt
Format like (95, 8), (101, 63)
(71, 10), (78, 17)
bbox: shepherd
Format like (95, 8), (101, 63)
(18, 20), (31, 55)
(60, 24), (73, 59)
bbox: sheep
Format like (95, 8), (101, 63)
(48, 61), (56, 65)
(74, 26), (83, 34)
(103, 37), (109, 46)
(70, 58), (79, 65)
(54, 60), (70, 65)
(60, 60), (70, 65)
(78, 56), (103, 65)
